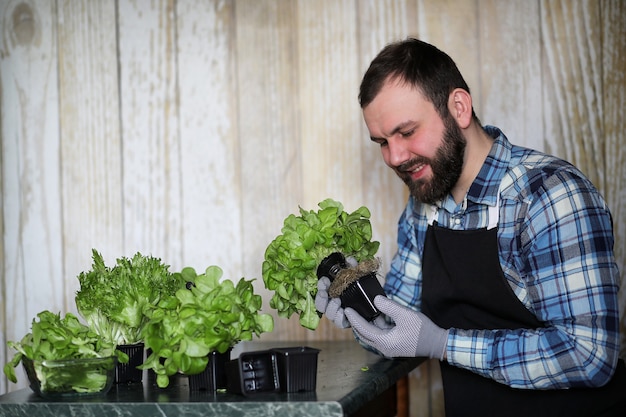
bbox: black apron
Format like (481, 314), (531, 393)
(420, 214), (626, 417)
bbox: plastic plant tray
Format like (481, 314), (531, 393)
(226, 346), (320, 395)
(226, 350), (280, 395)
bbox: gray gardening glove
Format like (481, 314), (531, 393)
(315, 277), (350, 328)
(345, 295), (449, 359)
(314, 256), (358, 329)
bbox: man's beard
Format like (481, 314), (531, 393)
(396, 116), (466, 205)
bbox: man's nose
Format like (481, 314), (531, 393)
(387, 139), (411, 167)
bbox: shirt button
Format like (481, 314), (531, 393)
(454, 218), (461, 225)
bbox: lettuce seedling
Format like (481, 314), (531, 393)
(139, 265), (274, 388)
(262, 198), (379, 330)
(75, 249), (185, 346)
(3, 311), (128, 393)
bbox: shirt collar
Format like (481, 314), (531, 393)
(466, 125), (512, 207)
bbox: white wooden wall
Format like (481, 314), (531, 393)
(1, 1), (625, 415)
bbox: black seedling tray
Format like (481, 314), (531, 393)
(226, 346), (320, 395)
(226, 350), (280, 395)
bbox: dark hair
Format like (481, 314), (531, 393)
(359, 38), (477, 120)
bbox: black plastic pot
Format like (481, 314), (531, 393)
(317, 252), (386, 321)
(115, 343), (145, 384)
(273, 346), (320, 393)
(316, 252), (347, 280)
(188, 348), (232, 391)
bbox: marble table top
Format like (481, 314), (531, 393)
(0, 340), (424, 417)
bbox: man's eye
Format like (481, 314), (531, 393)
(400, 130), (414, 138)
(371, 138), (388, 147)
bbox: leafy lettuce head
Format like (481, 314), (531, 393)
(75, 250), (184, 345)
(262, 199), (379, 330)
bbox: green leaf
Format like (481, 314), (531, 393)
(75, 250), (185, 345)
(3, 310), (127, 392)
(262, 199), (379, 330)
(137, 268), (273, 387)
(255, 314), (275, 333)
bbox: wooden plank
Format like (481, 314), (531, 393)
(0, 0), (61, 393)
(295, 0), (362, 342)
(233, 0), (305, 341)
(541, 0), (604, 186)
(297, 0), (361, 211)
(57, 0), (122, 309)
(117, 0), (183, 267)
(407, 359), (445, 417)
(175, 0), (242, 277)
(476, 0), (543, 151)
(600, 0), (626, 358)
(417, 0), (482, 120)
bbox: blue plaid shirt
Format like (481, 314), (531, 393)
(385, 126), (620, 389)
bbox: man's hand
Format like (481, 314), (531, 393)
(345, 295), (449, 359)
(314, 256), (359, 329)
(315, 276), (350, 328)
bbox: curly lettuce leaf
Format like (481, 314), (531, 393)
(75, 250), (184, 345)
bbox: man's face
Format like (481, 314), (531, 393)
(363, 79), (465, 204)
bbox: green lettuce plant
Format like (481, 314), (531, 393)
(262, 198), (380, 330)
(139, 265), (274, 388)
(75, 250), (185, 346)
(3, 311), (128, 393)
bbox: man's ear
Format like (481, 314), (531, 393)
(448, 88), (473, 129)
